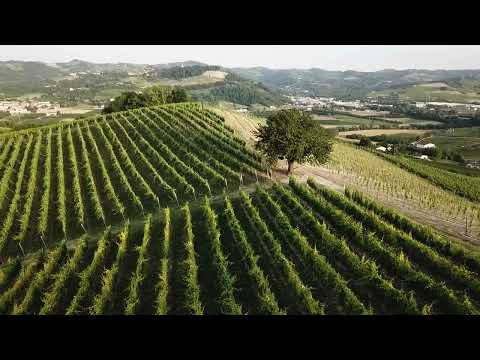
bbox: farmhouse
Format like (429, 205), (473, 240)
(415, 143), (436, 149)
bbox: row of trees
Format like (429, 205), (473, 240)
(102, 86), (188, 114)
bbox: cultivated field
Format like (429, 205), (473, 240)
(1, 103), (479, 316)
(220, 109), (480, 246)
(2, 178), (480, 315)
(312, 114), (393, 128)
(338, 129), (428, 137)
(418, 130), (480, 161)
(0, 103), (264, 259)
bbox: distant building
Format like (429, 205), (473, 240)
(420, 155), (430, 160)
(415, 143), (436, 149)
(376, 146), (387, 152)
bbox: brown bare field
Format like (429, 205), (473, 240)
(416, 82), (449, 88)
(58, 106), (97, 114)
(339, 129), (428, 137)
(347, 110), (390, 117)
(313, 115), (337, 120)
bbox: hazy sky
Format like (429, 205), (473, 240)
(1, 45), (479, 71)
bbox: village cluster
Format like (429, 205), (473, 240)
(0, 100), (61, 116)
(288, 95), (394, 111)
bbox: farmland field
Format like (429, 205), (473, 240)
(407, 158), (480, 177)
(417, 128), (480, 160)
(1, 102), (480, 316)
(0, 103), (265, 260)
(218, 108), (480, 245)
(323, 141), (480, 243)
(338, 129), (428, 137)
(312, 114), (393, 128)
(380, 154), (480, 203)
(378, 117), (444, 127)
(369, 82), (480, 103)
(2, 178), (480, 315)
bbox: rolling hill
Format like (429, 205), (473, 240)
(1, 102), (480, 315)
(232, 67), (480, 100)
(0, 61), (287, 107)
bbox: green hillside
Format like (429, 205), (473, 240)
(2, 176), (480, 315)
(0, 61), (287, 108)
(369, 80), (480, 103)
(1, 102), (479, 315)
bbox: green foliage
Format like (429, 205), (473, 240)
(39, 237), (89, 315)
(91, 222), (129, 315)
(255, 109), (334, 174)
(194, 81), (285, 107)
(222, 193), (284, 315)
(200, 196), (242, 314)
(66, 228), (111, 315)
(239, 191), (323, 315)
(12, 242), (66, 315)
(381, 154), (480, 203)
(299, 178), (478, 314)
(124, 215), (152, 315)
(270, 183), (419, 315)
(147, 65), (221, 80)
(358, 136), (373, 147)
(102, 86), (188, 113)
(155, 209), (170, 315)
(176, 204), (203, 315)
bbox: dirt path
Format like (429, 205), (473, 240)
(271, 161), (480, 248)
(220, 107), (480, 248)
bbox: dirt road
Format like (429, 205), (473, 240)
(219, 108), (480, 248)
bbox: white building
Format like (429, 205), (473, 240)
(415, 143), (436, 149)
(420, 155), (430, 160)
(376, 146), (387, 152)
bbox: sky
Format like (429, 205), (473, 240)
(0, 45), (479, 71)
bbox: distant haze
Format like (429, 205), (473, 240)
(0, 45), (479, 72)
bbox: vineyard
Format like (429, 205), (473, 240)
(380, 153), (480, 203)
(2, 178), (480, 315)
(0, 103), (266, 259)
(1, 102), (480, 315)
(324, 141), (480, 239)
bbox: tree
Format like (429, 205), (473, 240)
(169, 87), (188, 103)
(102, 91), (146, 113)
(254, 109), (334, 175)
(358, 136), (373, 147)
(102, 86), (189, 114)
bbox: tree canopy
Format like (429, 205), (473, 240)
(102, 85), (188, 113)
(254, 109), (334, 174)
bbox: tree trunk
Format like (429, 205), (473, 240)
(287, 160), (294, 175)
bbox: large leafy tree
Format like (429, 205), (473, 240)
(254, 109), (334, 175)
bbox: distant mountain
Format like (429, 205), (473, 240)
(0, 61), (64, 81)
(54, 59), (147, 74)
(0, 60), (286, 107)
(6, 59), (480, 105)
(231, 67), (480, 99)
